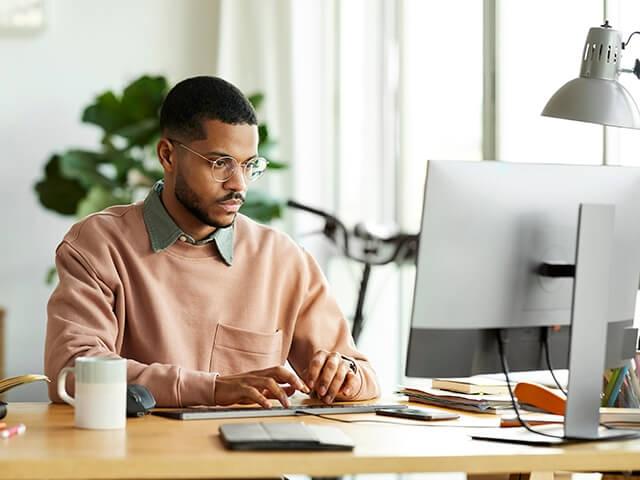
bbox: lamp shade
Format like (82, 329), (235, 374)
(541, 25), (640, 129)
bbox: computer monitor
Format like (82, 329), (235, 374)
(405, 160), (640, 442)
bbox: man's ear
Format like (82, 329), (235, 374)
(157, 138), (175, 172)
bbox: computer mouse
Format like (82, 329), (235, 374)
(126, 384), (156, 417)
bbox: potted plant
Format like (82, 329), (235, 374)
(34, 75), (287, 282)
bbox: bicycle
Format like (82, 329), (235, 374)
(287, 200), (419, 344)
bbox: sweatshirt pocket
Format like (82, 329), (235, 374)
(210, 323), (283, 375)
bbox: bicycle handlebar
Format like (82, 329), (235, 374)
(287, 199), (418, 265)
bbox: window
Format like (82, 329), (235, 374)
(615, 0), (640, 168)
(400, 0), (483, 232)
(497, 0), (603, 164)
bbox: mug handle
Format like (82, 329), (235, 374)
(57, 366), (76, 407)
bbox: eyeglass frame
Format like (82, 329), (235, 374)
(166, 138), (269, 183)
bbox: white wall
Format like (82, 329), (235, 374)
(0, 0), (219, 401)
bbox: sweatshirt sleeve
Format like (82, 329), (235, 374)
(288, 251), (380, 401)
(44, 241), (217, 407)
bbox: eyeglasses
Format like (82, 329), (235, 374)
(168, 139), (269, 183)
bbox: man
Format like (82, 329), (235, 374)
(44, 76), (380, 407)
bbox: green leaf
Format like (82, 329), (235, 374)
(34, 155), (88, 216)
(248, 92), (264, 111)
(81, 75), (167, 140)
(240, 190), (284, 223)
(76, 185), (131, 219)
(258, 124), (269, 143)
(113, 117), (160, 147)
(81, 91), (129, 133)
(267, 160), (287, 170)
(59, 150), (117, 189)
(120, 75), (167, 122)
(45, 266), (58, 285)
(104, 152), (137, 184)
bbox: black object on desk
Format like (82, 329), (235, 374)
(219, 422), (355, 451)
(126, 384), (156, 417)
(376, 407), (459, 421)
(0, 401), (6, 420)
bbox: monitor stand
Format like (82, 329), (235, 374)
(473, 204), (640, 445)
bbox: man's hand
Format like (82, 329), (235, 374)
(303, 350), (362, 404)
(214, 366), (310, 408)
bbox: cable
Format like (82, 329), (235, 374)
(294, 410), (497, 428)
(499, 330), (618, 440)
(542, 328), (568, 396)
(623, 31), (640, 49)
(496, 330), (566, 440)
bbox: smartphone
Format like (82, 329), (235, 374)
(375, 408), (459, 421)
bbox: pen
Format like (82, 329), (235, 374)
(0, 423), (26, 439)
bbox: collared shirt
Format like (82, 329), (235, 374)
(142, 181), (234, 266)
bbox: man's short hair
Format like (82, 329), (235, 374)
(159, 76), (257, 141)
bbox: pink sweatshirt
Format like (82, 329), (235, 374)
(44, 203), (380, 406)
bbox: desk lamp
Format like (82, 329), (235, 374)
(542, 22), (640, 129)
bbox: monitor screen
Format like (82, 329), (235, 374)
(406, 160), (640, 378)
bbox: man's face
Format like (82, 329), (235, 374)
(172, 119), (259, 229)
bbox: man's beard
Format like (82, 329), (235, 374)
(174, 169), (244, 229)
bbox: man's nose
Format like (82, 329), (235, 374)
(224, 164), (247, 192)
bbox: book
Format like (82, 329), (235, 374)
(0, 374), (50, 394)
(600, 407), (640, 424)
(397, 386), (513, 414)
(431, 377), (509, 395)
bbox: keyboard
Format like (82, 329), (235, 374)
(152, 403), (407, 420)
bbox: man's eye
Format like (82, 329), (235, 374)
(212, 159), (228, 168)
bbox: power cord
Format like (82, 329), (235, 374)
(539, 329), (618, 433)
(496, 329), (566, 440)
(541, 327), (568, 396)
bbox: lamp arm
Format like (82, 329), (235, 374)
(619, 59), (640, 80)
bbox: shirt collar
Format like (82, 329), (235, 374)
(142, 181), (234, 266)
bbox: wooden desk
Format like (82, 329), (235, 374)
(1, 403), (640, 479)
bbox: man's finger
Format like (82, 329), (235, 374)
(323, 362), (349, 404)
(305, 350), (329, 390)
(339, 371), (359, 398)
(316, 352), (342, 397)
(250, 376), (290, 407)
(260, 366), (310, 393)
(241, 386), (271, 409)
(261, 384), (296, 399)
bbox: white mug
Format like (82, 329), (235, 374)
(57, 357), (127, 430)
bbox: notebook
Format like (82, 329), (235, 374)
(397, 386), (512, 414)
(219, 422), (354, 451)
(431, 377), (509, 395)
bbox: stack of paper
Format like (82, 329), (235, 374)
(397, 385), (514, 414)
(600, 407), (640, 428)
